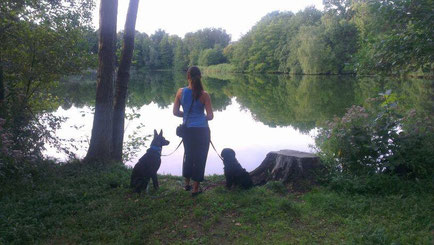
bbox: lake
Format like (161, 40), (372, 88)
(45, 71), (433, 175)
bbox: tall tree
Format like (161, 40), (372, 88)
(0, 65), (4, 103)
(85, 0), (118, 163)
(173, 37), (189, 71)
(323, 0), (353, 19)
(112, 0), (140, 161)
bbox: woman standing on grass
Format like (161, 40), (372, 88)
(173, 66), (214, 196)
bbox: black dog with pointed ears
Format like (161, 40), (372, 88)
(130, 130), (170, 193)
(221, 148), (253, 189)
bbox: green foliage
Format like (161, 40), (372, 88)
(0, 0), (95, 181)
(225, 1), (432, 75)
(122, 112), (150, 162)
(198, 47), (226, 66)
(133, 32), (153, 68)
(109, 1), (434, 75)
(130, 28), (231, 71)
(352, 0), (434, 74)
(149, 29), (170, 69)
(320, 13), (358, 73)
(173, 38), (189, 71)
(296, 25), (337, 74)
(229, 7), (360, 74)
(230, 11), (308, 73)
(323, 0), (354, 19)
(159, 35), (174, 69)
(315, 92), (434, 179)
(184, 28), (231, 65)
(199, 63), (236, 75)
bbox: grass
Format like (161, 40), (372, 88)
(1, 163), (432, 244)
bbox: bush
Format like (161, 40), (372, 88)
(198, 48), (226, 66)
(315, 91), (434, 181)
(0, 103), (66, 184)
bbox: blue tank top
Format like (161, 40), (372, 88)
(181, 87), (208, 128)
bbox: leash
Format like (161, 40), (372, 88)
(161, 138), (223, 161)
(161, 139), (183, 157)
(161, 139), (222, 160)
(210, 139), (223, 161)
(161, 88), (193, 157)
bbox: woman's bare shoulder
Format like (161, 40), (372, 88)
(200, 91), (211, 103)
(176, 88), (183, 96)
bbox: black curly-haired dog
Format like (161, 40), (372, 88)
(130, 130), (169, 193)
(221, 148), (253, 189)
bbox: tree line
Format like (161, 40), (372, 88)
(227, 0), (432, 75)
(85, 27), (231, 71)
(83, 0), (432, 75)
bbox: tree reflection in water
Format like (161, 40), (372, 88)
(48, 71), (433, 174)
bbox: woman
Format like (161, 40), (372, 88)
(173, 66), (214, 196)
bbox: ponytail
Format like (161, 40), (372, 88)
(187, 66), (203, 100)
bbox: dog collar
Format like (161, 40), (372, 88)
(149, 145), (162, 155)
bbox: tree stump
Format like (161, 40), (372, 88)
(250, 150), (323, 190)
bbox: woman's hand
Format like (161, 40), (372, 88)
(173, 88), (184, 117)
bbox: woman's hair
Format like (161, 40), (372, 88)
(187, 66), (203, 100)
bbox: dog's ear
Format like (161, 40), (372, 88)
(159, 129), (163, 136)
(154, 129), (158, 136)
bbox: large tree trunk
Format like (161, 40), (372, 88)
(0, 62), (4, 102)
(84, 0), (118, 163)
(250, 150), (323, 191)
(112, 0), (140, 162)
(0, 62), (4, 119)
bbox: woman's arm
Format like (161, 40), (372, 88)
(202, 91), (214, 121)
(173, 88), (183, 117)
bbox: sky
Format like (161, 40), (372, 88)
(92, 0), (323, 41)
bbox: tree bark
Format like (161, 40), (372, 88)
(250, 150), (323, 190)
(0, 62), (4, 102)
(0, 61), (5, 119)
(84, 0), (118, 163)
(112, 0), (140, 162)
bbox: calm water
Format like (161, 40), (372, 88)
(45, 71), (433, 175)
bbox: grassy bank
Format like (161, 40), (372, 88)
(1, 163), (432, 244)
(199, 64), (236, 74)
